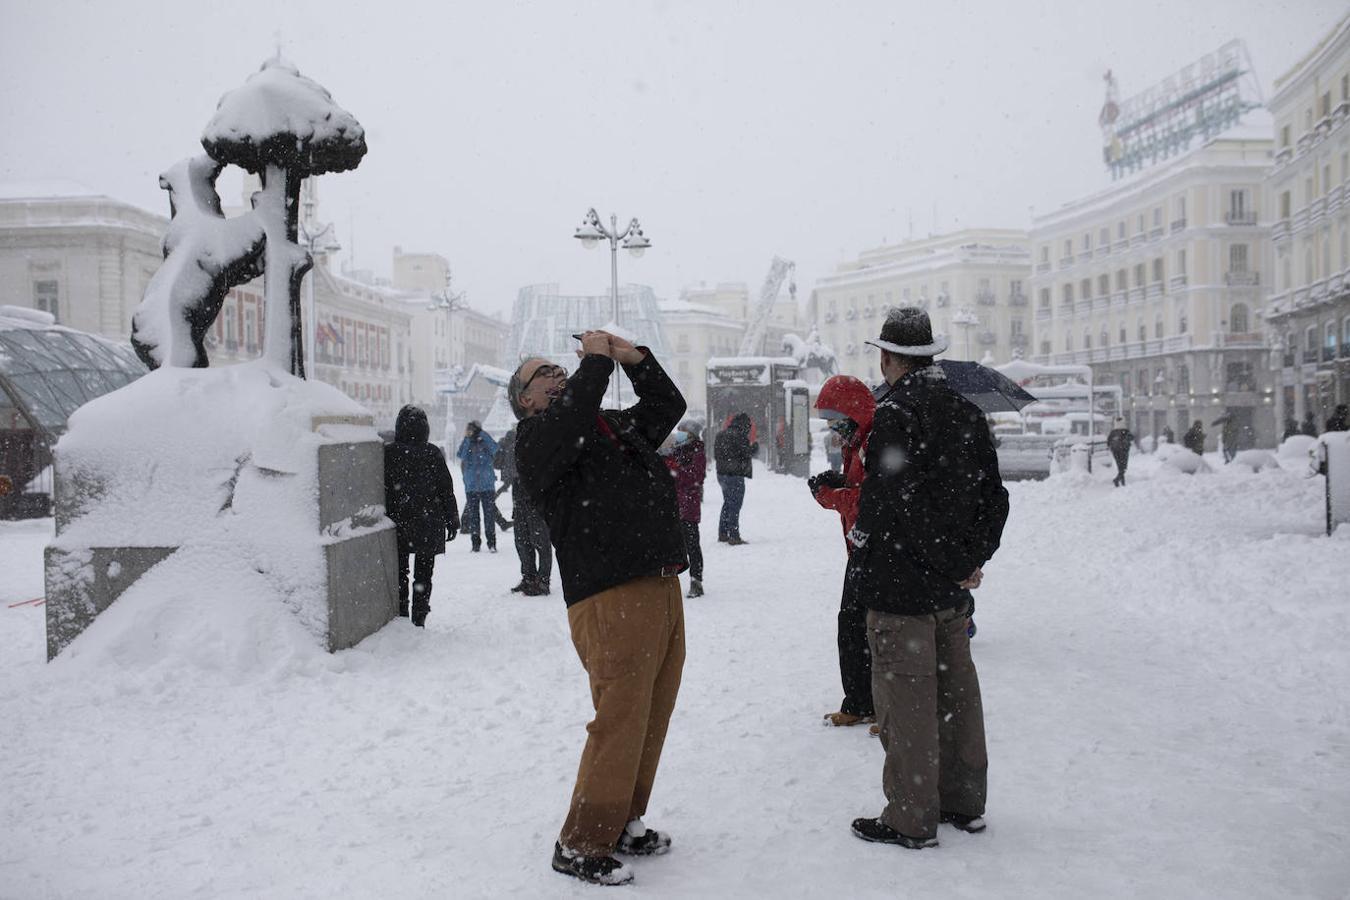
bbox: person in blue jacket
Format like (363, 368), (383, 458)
(457, 421), (500, 552)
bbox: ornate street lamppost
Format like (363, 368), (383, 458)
(574, 208), (651, 406)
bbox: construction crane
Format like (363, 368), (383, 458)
(736, 257), (796, 357)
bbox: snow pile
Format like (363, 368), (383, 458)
(1154, 442), (1210, 474)
(52, 362), (374, 659)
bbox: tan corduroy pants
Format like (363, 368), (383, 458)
(868, 602), (987, 839)
(560, 575), (685, 856)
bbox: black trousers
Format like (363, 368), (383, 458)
(512, 494), (552, 584)
(680, 520), (702, 581)
(398, 552), (436, 612)
(838, 576), (874, 717)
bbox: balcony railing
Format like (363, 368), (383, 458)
(1330, 184), (1345, 213)
(976, 289), (997, 305)
(1078, 251), (1094, 263)
(1309, 197), (1327, 225)
(1147, 282), (1164, 299)
(1149, 226), (1165, 240)
(1275, 146), (1294, 165)
(1128, 286), (1145, 303)
(1325, 346), (1340, 363)
(1010, 333), (1030, 347)
(1225, 211), (1258, 226)
(1304, 349), (1320, 364)
(978, 331), (997, 345)
(1283, 352), (1296, 367)
(1169, 274), (1188, 291)
(1009, 292), (1028, 306)
(1075, 298), (1094, 316)
(1170, 218), (1187, 233)
(1035, 307), (1052, 321)
(1059, 257), (1075, 268)
(1036, 261), (1051, 273)
(1112, 290), (1128, 307)
(1130, 233), (1146, 247)
(1272, 219), (1291, 242)
(1224, 271), (1260, 287)
(1218, 332), (1264, 349)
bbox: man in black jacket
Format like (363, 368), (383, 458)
(713, 412), (757, 544)
(846, 308), (1009, 850)
(512, 331), (688, 887)
(383, 405), (460, 627)
(495, 428), (551, 595)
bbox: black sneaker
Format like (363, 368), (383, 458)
(616, 821), (671, 856)
(551, 842), (632, 886)
(398, 602), (409, 617)
(940, 811), (986, 833)
(411, 608), (428, 628)
(510, 580), (529, 593)
(850, 817), (937, 849)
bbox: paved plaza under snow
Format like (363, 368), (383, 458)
(2, 454), (1348, 898)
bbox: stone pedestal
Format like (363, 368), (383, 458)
(44, 416), (398, 660)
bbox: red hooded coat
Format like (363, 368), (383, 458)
(813, 375), (876, 551)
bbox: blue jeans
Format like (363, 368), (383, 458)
(463, 491), (497, 548)
(717, 475), (745, 539)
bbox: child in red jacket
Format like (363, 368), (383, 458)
(664, 422), (707, 597)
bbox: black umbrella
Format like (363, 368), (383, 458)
(937, 360), (1039, 413)
(870, 361), (1038, 413)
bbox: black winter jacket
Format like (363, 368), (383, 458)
(714, 414), (757, 478)
(1106, 428), (1134, 459)
(846, 365), (1009, 617)
(515, 351), (688, 607)
(384, 406), (460, 555)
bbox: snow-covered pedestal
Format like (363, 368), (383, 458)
(43, 364), (398, 660)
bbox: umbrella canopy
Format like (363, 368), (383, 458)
(1211, 413), (1233, 426)
(937, 360), (1039, 413)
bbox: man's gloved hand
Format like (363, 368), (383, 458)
(446, 520), (460, 542)
(807, 471), (847, 495)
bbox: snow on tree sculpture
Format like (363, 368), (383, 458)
(130, 56), (366, 376)
(130, 156), (265, 368)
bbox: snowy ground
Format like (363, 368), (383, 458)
(2, 454), (1349, 899)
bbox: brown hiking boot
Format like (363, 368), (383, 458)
(868, 723), (880, 737)
(824, 711), (875, 727)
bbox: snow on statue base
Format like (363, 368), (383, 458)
(43, 364), (398, 661)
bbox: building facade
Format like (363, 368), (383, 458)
(1029, 130), (1275, 447)
(810, 229), (1032, 383)
(1264, 13), (1350, 429)
(0, 185), (167, 340)
(659, 291), (746, 418)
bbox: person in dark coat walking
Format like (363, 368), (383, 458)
(809, 374), (877, 728)
(1302, 411), (1320, 437)
(384, 405), (460, 627)
(1220, 417), (1238, 464)
(457, 421), (500, 552)
(1283, 417), (1302, 441)
(663, 423), (707, 598)
(713, 412), (756, 544)
(1183, 420), (1206, 455)
(511, 331), (688, 887)
(496, 428), (552, 595)
(846, 307), (1009, 850)
(1106, 416), (1135, 486)
(1326, 404), (1350, 433)
(1161, 424), (1175, 446)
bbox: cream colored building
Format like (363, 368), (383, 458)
(810, 229), (1032, 383)
(1264, 13), (1350, 428)
(0, 184), (166, 339)
(389, 247), (511, 437)
(659, 290), (747, 417)
(1029, 124), (1275, 446)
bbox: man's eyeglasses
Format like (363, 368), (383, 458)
(520, 364), (567, 393)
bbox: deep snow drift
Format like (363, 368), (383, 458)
(2, 453), (1348, 898)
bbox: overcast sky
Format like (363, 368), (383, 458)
(1, 0), (1343, 318)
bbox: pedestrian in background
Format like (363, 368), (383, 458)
(1283, 417), (1301, 441)
(714, 412), (756, 545)
(1302, 411), (1320, 437)
(664, 421), (707, 598)
(1107, 416), (1134, 487)
(384, 405), (460, 627)
(809, 374), (877, 728)
(496, 427), (552, 595)
(1183, 419), (1206, 455)
(457, 421), (500, 552)
(1326, 404), (1349, 433)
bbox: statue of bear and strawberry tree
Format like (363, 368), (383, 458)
(131, 56), (366, 378)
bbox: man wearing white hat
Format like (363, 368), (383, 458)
(847, 307), (1009, 850)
